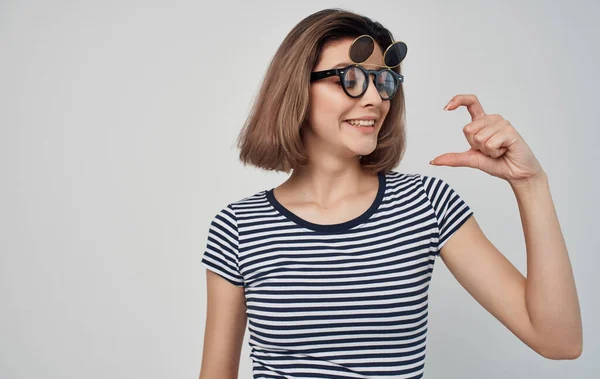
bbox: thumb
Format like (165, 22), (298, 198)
(430, 148), (483, 168)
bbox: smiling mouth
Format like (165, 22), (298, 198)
(343, 120), (378, 134)
(344, 119), (376, 128)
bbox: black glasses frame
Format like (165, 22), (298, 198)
(310, 64), (405, 100)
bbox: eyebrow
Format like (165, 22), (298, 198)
(331, 61), (386, 69)
(332, 61), (353, 69)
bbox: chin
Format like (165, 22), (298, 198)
(353, 147), (377, 157)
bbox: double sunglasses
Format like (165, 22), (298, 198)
(310, 35), (408, 100)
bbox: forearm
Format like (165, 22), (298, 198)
(510, 171), (583, 358)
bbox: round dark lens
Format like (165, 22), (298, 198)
(343, 66), (367, 97)
(349, 35), (375, 64)
(383, 41), (408, 68)
(375, 71), (398, 99)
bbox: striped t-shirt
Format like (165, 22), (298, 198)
(201, 170), (473, 379)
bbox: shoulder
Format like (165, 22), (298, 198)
(390, 171), (458, 194)
(226, 188), (271, 211)
(384, 170), (431, 190)
(208, 187), (273, 225)
(384, 171), (467, 204)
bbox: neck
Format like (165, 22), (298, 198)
(282, 162), (377, 207)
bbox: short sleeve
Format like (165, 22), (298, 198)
(419, 175), (474, 251)
(201, 204), (244, 287)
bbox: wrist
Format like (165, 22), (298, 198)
(508, 170), (548, 192)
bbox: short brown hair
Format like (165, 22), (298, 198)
(236, 8), (407, 175)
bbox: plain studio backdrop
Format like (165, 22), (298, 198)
(1, 0), (598, 378)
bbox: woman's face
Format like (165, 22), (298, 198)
(304, 38), (391, 160)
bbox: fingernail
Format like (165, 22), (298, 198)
(443, 101), (452, 111)
(429, 160), (436, 165)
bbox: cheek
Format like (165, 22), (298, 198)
(383, 99), (391, 112)
(309, 87), (352, 125)
(380, 102), (391, 120)
(311, 85), (348, 108)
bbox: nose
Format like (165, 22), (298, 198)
(360, 73), (383, 104)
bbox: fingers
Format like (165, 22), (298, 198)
(431, 148), (482, 169)
(444, 94), (517, 164)
(485, 129), (518, 158)
(445, 94), (486, 121)
(463, 114), (511, 158)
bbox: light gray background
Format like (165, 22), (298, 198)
(1, 0), (597, 378)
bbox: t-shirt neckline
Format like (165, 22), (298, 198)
(265, 172), (386, 233)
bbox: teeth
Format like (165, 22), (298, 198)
(347, 120), (375, 127)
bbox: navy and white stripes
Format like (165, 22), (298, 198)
(201, 171), (473, 378)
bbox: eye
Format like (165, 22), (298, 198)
(345, 80), (357, 88)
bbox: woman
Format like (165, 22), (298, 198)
(199, 8), (582, 379)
